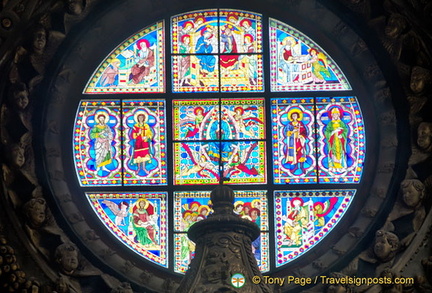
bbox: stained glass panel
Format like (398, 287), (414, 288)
(122, 100), (167, 185)
(87, 192), (168, 268)
(173, 190), (269, 273)
(173, 98), (265, 141)
(269, 19), (351, 92)
(271, 97), (317, 184)
(219, 54), (264, 92)
(174, 141), (266, 185)
(171, 10), (219, 54)
(73, 100), (122, 186)
(84, 21), (165, 93)
(316, 97), (366, 183)
(171, 9), (263, 93)
(274, 189), (355, 267)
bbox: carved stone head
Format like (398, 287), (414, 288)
(30, 25), (47, 54)
(7, 143), (25, 168)
(55, 243), (79, 275)
(8, 82), (29, 111)
(410, 66), (432, 94)
(23, 198), (47, 228)
(373, 230), (400, 262)
(400, 179), (425, 208)
(417, 122), (432, 152)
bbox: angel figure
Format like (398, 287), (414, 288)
(224, 143), (259, 178)
(228, 106), (263, 138)
(313, 197), (338, 227)
(179, 106), (211, 138)
(307, 48), (331, 83)
(180, 143), (219, 178)
(102, 200), (129, 226)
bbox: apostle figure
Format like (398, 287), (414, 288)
(131, 110), (154, 174)
(90, 110), (113, 173)
(284, 108), (307, 172)
(129, 39), (155, 84)
(324, 106), (348, 172)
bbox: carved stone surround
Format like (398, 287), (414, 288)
(0, 0), (431, 292)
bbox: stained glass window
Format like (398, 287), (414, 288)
(173, 190), (269, 273)
(173, 98), (266, 185)
(77, 8), (364, 274)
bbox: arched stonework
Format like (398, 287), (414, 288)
(0, 0), (431, 292)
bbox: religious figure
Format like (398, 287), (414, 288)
(220, 24), (239, 70)
(179, 34), (192, 86)
(90, 110), (113, 173)
(131, 110), (154, 174)
(307, 48), (331, 83)
(195, 27), (216, 74)
(324, 106), (348, 172)
(278, 36), (301, 83)
(129, 39), (155, 84)
(284, 108), (307, 171)
(282, 197), (308, 247)
(132, 199), (157, 247)
(99, 59), (120, 87)
(102, 200), (129, 226)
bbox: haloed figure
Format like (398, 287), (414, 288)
(90, 111), (113, 173)
(132, 111), (154, 173)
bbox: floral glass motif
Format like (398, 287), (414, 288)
(122, 100), (167, 185)
(269, 18), (351, 92)
(84, 21), (165, 93)
(173, 98), (266, 185)
(316, 97), (366, 183)
(274, 190), (355, 267)
(173, 190), (269, 273)
(74, 100), (122, 186)
(271, 97), (317, 184)
(171, 9), (263, 92)
(87, 192), (168, 267)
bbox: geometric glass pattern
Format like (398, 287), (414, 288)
(271, 96), (365, 184)
(73, 100), (167, 186)
(171, 9), (263, 92)
(173, 190), (269, 273)
(274, 189), (355, 267)
(269, 18), (351, 92)
(84, 21), (165, 93)
(173, 98), (266, 185)
(86, 192), (168, 267)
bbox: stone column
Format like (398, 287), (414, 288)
(176, 185), (271, 293)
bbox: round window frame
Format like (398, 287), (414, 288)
(35, 0), (407, 291)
